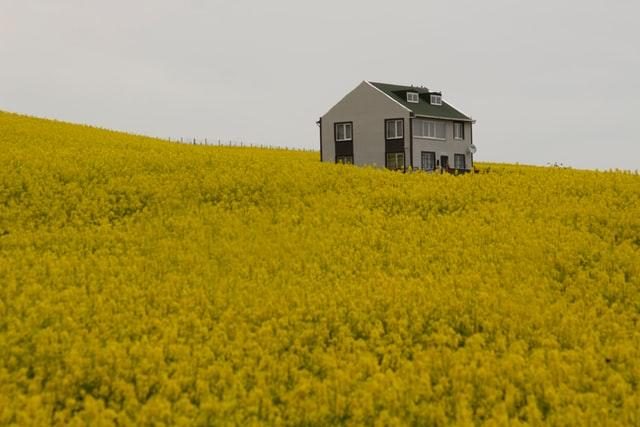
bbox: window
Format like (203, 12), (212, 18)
(335, 122), (352, 141)
(453, 122), (464, 140)
(454, 154), (466, 170)
(421, 151), (436, 171)
(407, 92), (419, 103)
(336, 155), (353, 164)
(430, 94), (442, 105)
(386, 152), (405, 170)
(413, 119), (446, 139)
(386, 119), (403, 139)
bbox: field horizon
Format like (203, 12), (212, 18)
(3, 110), (635, 173)
(1, 110), (639, 425)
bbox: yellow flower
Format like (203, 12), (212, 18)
(1, 110), (639, 425)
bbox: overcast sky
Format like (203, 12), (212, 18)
(1, 0), (639, 170)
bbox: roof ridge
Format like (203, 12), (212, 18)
(370, 81), (429, 89)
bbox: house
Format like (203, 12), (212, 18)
(318, 81), (476, 172)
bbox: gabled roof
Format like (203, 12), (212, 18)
(368, 81), (472, 121)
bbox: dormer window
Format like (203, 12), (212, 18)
(407, 92), (419, 103)
(430, 94), (442, 105)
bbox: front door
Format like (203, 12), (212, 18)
(440, 155), (449, 172)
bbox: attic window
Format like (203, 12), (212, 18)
(407, 92), (419, 103)
(430, 94), (442, 105)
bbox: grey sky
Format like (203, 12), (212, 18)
(2, 0), (639, 170)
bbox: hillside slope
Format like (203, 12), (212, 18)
(1, 111), (640, 425)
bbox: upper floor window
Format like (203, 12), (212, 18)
(453, 122), (465, 140)
(335, 122), (352, 141)
(386, 119), (403, 139)
(413, 119), (446, 140)
(407, 92), (419, 103)
(454, 153), (466, 170)
(430, 94), (442, 105)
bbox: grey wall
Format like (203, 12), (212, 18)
(321, 82), (410, 167)
(412, 119), (473, 170)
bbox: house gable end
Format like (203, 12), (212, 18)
(319, 81), (411, 167)
(321, 81), (411, 120)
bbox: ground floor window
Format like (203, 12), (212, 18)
(454, 153), (466, 170)
(336, 155), (353, 164)
(386, 152), (404, 170)
(421, 151), (436, 171)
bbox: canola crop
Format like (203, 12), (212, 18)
(1, 111), (640, 426)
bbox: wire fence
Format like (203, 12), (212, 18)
(166, 137), (317, 152)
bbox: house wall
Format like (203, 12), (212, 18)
(321, 81), (411, 167)
(411, 119), (473, 170)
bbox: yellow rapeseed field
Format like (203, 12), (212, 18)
(1, 110), (640, 426)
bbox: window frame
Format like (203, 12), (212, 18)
(453, 122), (465, 140)
(336, 155), (354, 165)
(407, 92), (419, 103)
(430, 94), (442, 105)
(385, 118), (404, 140)
(386, 151), (405, 171)
(420, 151), (436, 171)
(413, 118), (446, 140)
(334, 122), (353, 142)
(454, 153), (466, 170)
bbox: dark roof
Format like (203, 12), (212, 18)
(369, 82), (472, 121)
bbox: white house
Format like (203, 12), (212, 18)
(318, 81), (476, 172)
